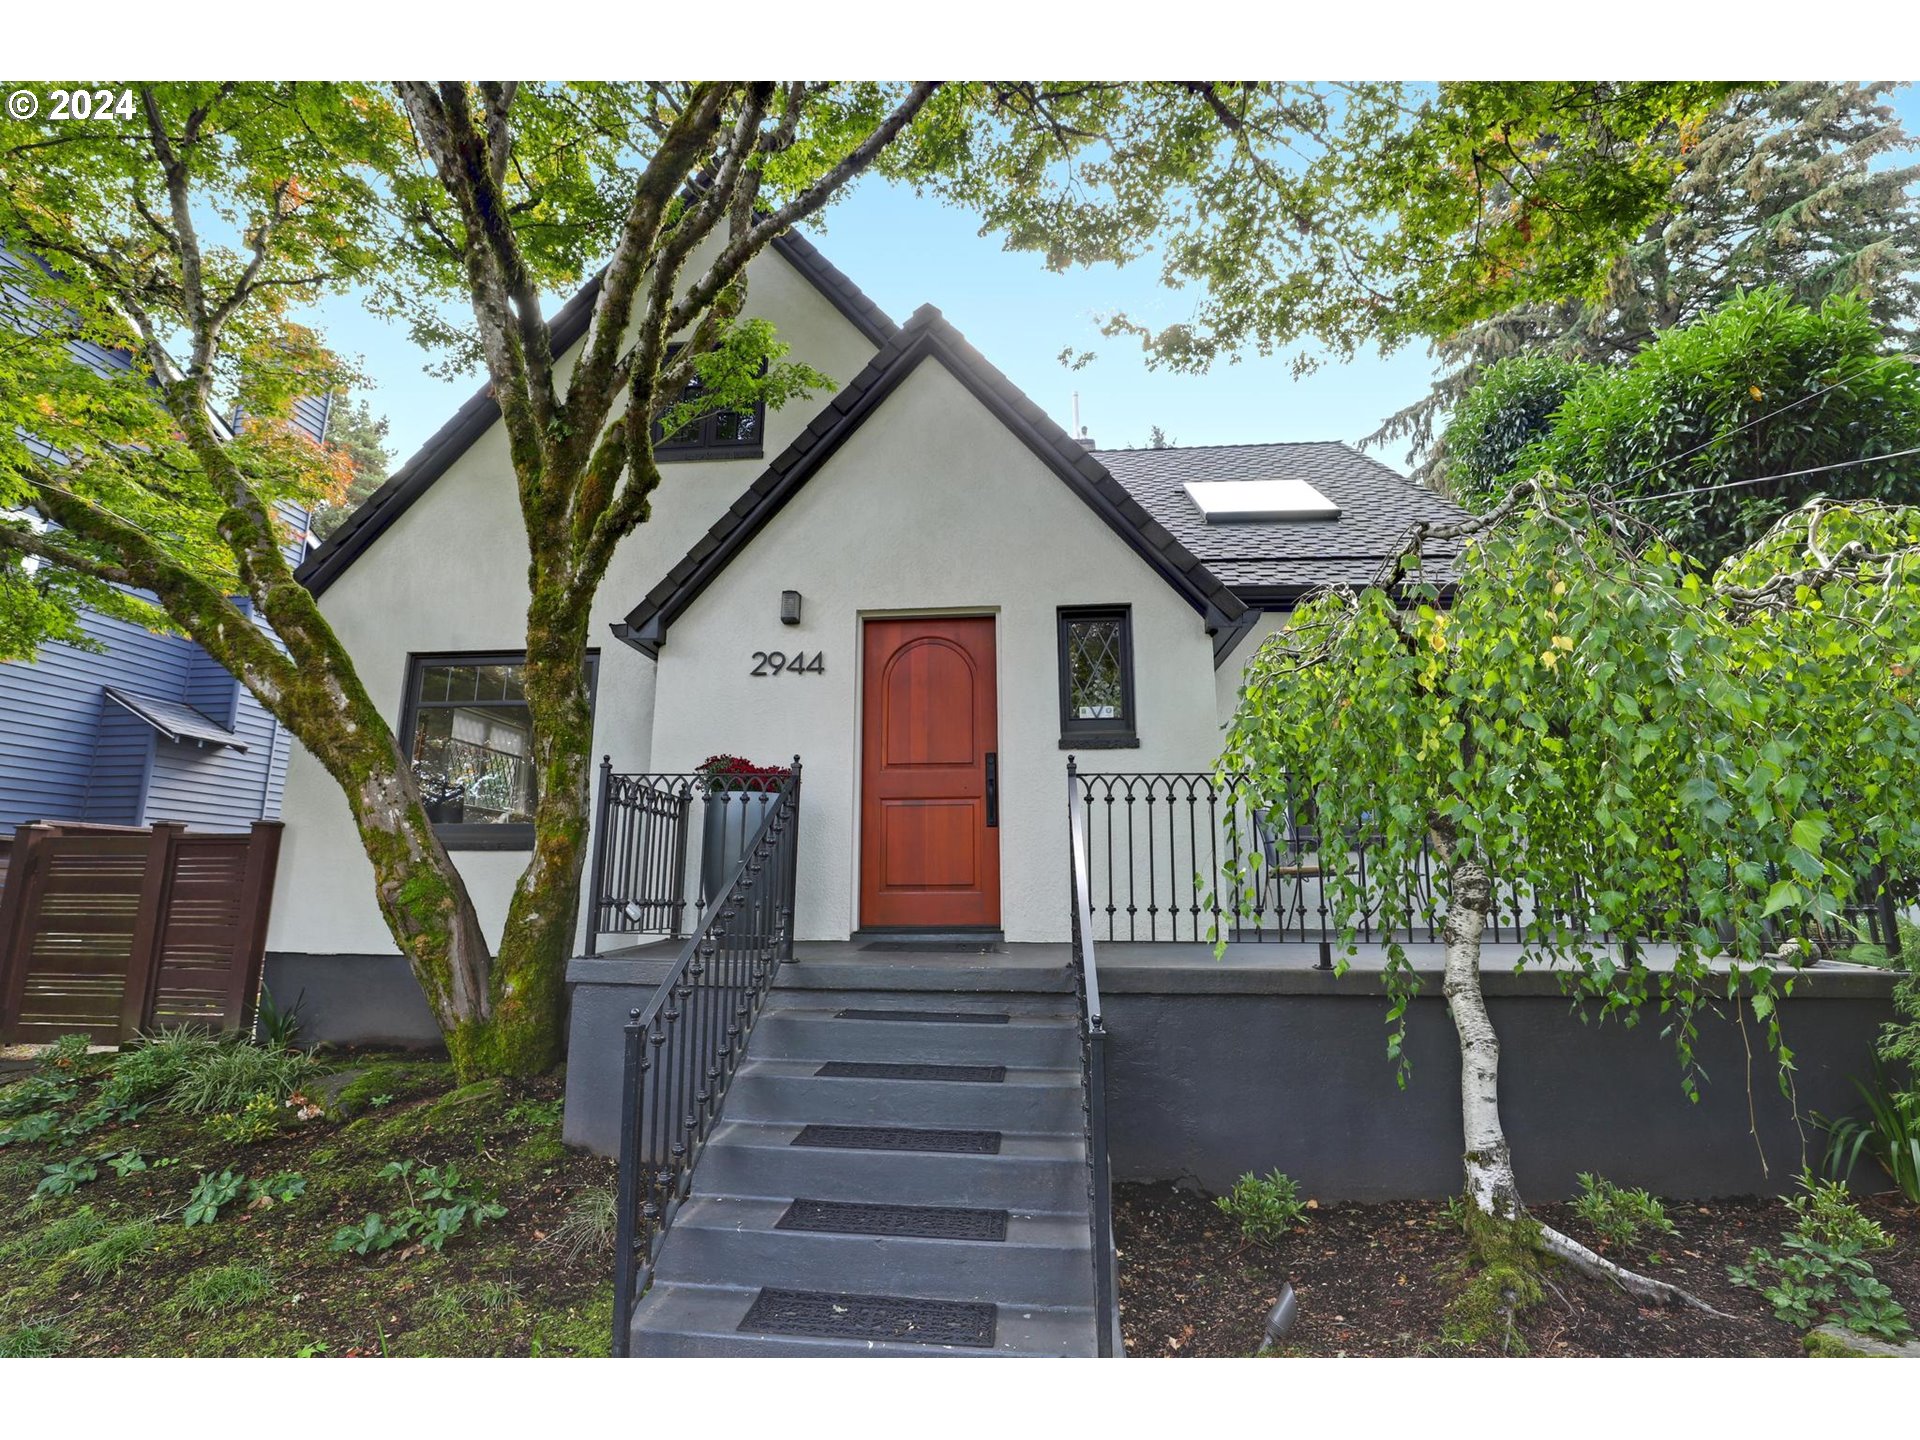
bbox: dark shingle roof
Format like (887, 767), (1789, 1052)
(616, 304), (1246, 652)
(296, 230), (898, 598)
(1094, 441), (1467, 594)
(103, 687), (247, 750)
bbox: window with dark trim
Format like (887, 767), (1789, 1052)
(1057, 606), (1138, 748)
(399, 651), (599, 850)
(651, 350), (766, 461)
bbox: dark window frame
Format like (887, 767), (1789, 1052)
(398, 649), (600, 851)
(1056, 605), (1139, 749)
(651, 346), (767, 462)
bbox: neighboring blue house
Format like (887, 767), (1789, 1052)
(0, 398), (327, 835)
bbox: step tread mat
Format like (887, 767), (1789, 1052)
(790, 1124), (1003, 1155)
(833, 1008), (1012, 1025)
(775, 1197), (1010, 1242)
(739, 1287), (997, 1348)
(814, 1060), (1007, 1083)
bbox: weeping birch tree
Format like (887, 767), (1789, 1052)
(1220, 477), (1920, 1319)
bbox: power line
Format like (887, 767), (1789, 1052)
(1617, 354), (1920, 495)
(1620, 370), (1868, 490)
(1621, 445), (1920, 505)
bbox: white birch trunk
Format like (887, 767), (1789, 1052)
(1438, 842), (1729, 1314)
(1439, 854), (1523, 1220)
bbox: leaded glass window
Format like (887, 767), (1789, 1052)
(1057, 607), (1138, 747)
(653, 360), (765, 458)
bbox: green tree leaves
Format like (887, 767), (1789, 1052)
(1442, 289), (1920, 564)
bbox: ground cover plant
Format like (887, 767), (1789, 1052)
(0, 1039), (612, 1357)
(1729, 1175), (1913, 1341)
(1115, 1180), (1920, 1357)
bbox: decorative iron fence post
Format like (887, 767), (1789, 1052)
(1874, 864), (1902, 959)
(783, 758), (802, 963)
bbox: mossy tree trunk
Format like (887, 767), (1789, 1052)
(1, 82), (938, 1079)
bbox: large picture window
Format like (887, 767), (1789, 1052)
(1057, 606), (1138, 748)
(399, 652), (598, 849)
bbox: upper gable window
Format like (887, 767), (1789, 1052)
(652, 366), (766, 462)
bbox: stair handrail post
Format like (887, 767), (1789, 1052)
(1065, 755), (1118, 1356)
(611, 1005), (645, 1357)
(585, 755), (614, 959)
(782, 757), (802, 963)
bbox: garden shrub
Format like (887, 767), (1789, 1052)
(1570, 1173), (1678, 1250)
(0, 1320), (67, 1357)
(35, 1032), (104, 1077)
(0, 1074), (77, 1120)
(545, 1185), (617, 1261)
(330, 1159), (506, 1258)
(68, 1219), (157, 1281)
(204, 1092), (290, 1145)
(1214, 1169), (1309, 1245)
(0, 1205), (104, 1262)
(32, 1157), (98, 1201)
(183, 1170), (245, 1226)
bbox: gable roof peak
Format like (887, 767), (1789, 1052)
(616, 304), (1244, 652)
(296, 229), (898, 597)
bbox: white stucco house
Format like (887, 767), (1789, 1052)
(261, 225), (1892, 1356)
(265, 225), (1467, 1032)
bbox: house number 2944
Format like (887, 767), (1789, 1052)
(750, 650), (825, 676)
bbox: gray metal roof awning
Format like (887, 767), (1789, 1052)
(102, 686), (248, 751)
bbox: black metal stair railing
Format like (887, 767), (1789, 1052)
(1064, 757), (1119, 1357)
(610, 763), (802, 1357)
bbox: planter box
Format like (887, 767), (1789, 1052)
(700, 789), (779, 924)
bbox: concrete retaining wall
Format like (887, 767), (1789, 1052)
(1102, 984), (1888, 1200)
(561, 951), (1894, 1201)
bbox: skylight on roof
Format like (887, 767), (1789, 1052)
(1182, 479), (1341, 523)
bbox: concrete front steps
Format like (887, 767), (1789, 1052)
(628, 989), (1099, 1357)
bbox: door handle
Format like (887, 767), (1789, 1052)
(984, 752), (998, 828)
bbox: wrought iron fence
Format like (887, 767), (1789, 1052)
(611, 764), (801, 1357)
(1064, 762), (1118, 1357)
(1068, 765), (1904, 957)
(585, 763), (797, 955)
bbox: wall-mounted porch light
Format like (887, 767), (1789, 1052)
(780, 590), (803, 626)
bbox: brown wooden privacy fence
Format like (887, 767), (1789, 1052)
(0, 820), (282, 1045)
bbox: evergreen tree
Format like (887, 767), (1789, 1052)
(309, 395), (392, 539)
(1372, 82), (1920, 487)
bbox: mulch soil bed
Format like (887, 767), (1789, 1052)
(0, 1049), (615, 1357)
(1115, 1181), (1920, 1357)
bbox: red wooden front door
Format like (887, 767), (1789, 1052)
(859, 617), (1000, 930)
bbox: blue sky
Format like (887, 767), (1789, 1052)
(310, 87), (1920, 472)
